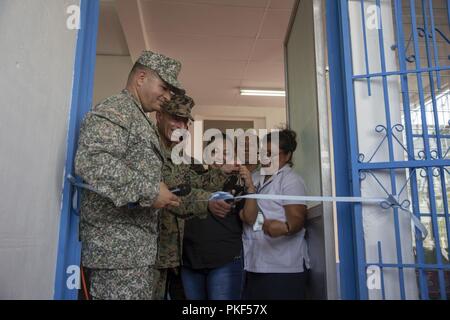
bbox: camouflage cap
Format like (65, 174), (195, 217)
(137, 51), (185, 94)
(162, 94), (195, 121)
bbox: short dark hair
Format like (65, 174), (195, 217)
(128, 62), (158, 83)
(266, 128), (298, 166)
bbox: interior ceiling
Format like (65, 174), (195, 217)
(98, 0), (296, 108)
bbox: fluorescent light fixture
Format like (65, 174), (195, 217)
(240, 89), (286, 97)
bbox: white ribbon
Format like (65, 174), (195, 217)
(67, 175), (429, 240)
(235, 193), (428, 239)
(236, 194), (386, 204)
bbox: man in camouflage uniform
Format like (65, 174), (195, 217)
(153, 95), (237, 299)
(75, 51), (184, 300)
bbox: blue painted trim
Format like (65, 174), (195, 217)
(356, 159), (450, 170)
(377, 242), (386, 299)
(352, 65), (450, 79)
(374, 0), (406, 299)
(54, 0), (99, 300)
(359, 0), (372, 96)
(393, 0), (429, 299)
(367, 262), (450, 270)
(326, 0), (358, 300)
(420, 0), (447, 299)
(338, 0), (368, 300)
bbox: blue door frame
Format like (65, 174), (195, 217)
(326, 0), (360, 300)
(54, 0), (99, 300)
(54, 0), (360, 301)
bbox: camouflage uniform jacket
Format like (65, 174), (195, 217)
(75, 90), (163, 269)
(156, 143), (227, 269)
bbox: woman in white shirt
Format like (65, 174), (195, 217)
(239, 128), (309, 300)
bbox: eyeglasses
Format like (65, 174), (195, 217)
(168, 113), (190, 126)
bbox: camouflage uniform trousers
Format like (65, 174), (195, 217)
(152, 268), (168, 300)
(87, 266), (155, 300)
(153, 268), (186, 300)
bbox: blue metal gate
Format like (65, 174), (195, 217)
(330, 0), (450, 299)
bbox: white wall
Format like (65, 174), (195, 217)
(93, 55), (133, 105)
(189, 105), (286, 161)
(0, 0), (79, 299)
(193, 105), (286, 130)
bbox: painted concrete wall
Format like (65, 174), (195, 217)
(0, 0), (79, 299)
(93, 55), (133, 105)
(193, 105), (286, 130)
(190, 105), (286, 161)
(93, 0), (132, 106)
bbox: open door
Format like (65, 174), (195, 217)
(285, 0), (339, 300)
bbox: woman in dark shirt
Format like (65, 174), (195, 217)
(181, 134), (258, 300)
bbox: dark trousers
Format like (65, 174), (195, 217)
(242, 271), (308, 300)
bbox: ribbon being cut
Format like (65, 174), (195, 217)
(208, 191), (428, 240)
(67, 174), (428, 240)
